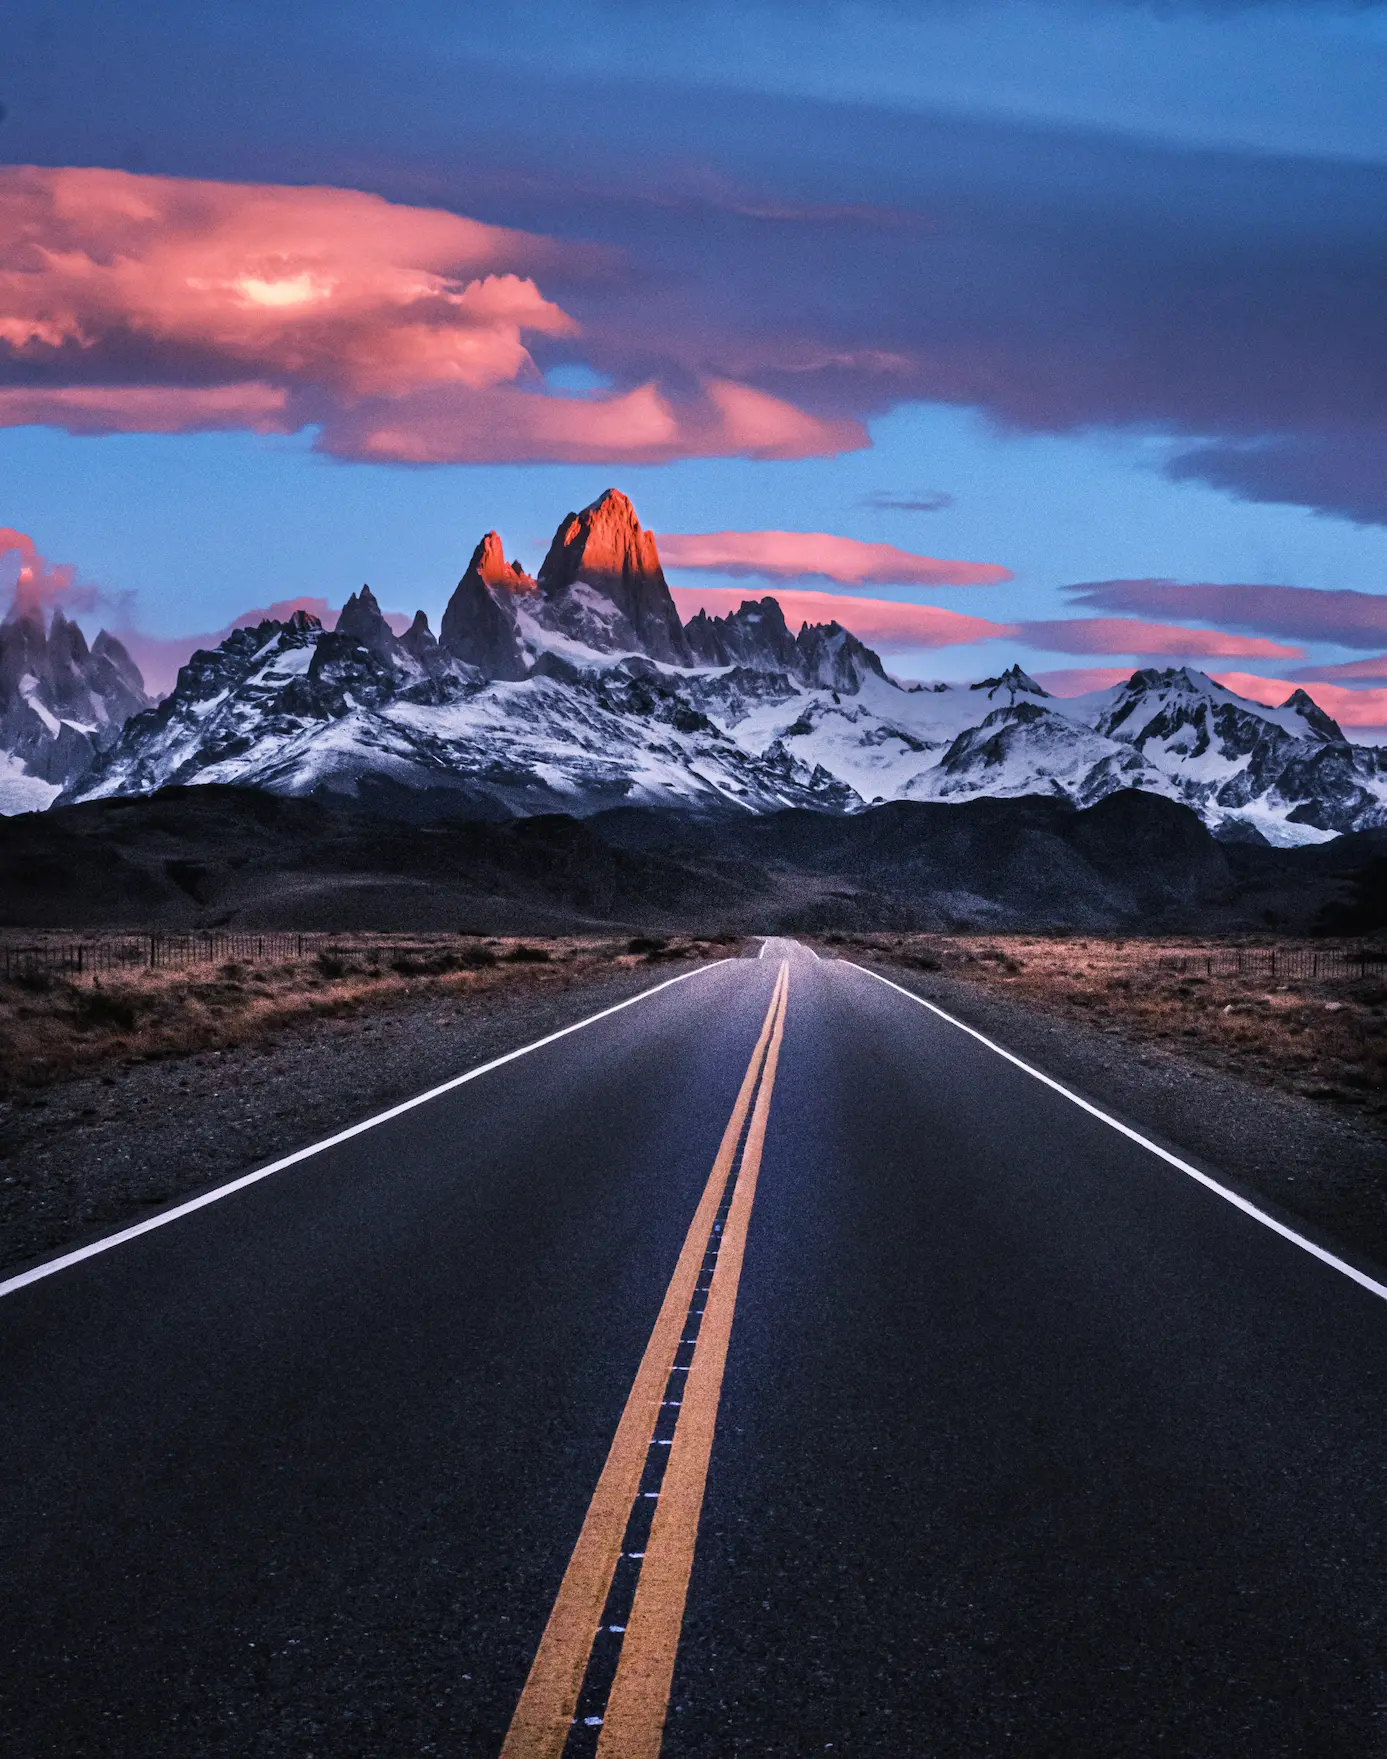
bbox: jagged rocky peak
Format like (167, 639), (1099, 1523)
(971, 664), (1048, 698)
(538, 488), (691, 665)
(685, 596), (801, 671)
(439, 533), (530, 681)
(335, 584), (397, 659)
(0, 602), (150, 787)
(793, 620), (888, 693)
(1280, 687), (1345, 744)
(1126, 664), (1217, 697)
(90, 629), (147, 701)
(682, 595), (887, 695)
(400, 608), (438, 664)
(470, 530), (536, 594)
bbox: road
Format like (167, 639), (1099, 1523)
(3, 939), (1387, 1757)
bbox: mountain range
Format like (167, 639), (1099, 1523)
(5, 490), (1386, 846)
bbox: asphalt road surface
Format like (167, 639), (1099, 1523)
(4, 939), (1387, 1757)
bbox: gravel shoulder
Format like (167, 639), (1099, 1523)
(0, 957), (725, 1279)
(845, 950), (1387, 1277)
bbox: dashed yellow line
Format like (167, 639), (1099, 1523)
(596, 961), (788, 1758)
(500, 962), (789, 1759)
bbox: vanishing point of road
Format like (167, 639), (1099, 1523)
(3, 940), (1387, 1756)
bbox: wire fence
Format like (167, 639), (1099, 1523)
(2, 934), (1382, 986)
(1, 934), (313, 980)
(1143, 946), (1386, 981)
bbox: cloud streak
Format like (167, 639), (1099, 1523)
(1066, 579), (1387, 649)
(0, 384), (290, 435)
(1033, 667), (1140, 696)
(859, 490), (954, 513)
(658, 529), (1009, 587)
(334, 379), (863, 465)
(1289, 654), (1387, 685)
(1016, 616), (1302, 658)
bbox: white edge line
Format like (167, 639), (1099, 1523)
(846, 960), (1387, 1307)
(0, 959), (731, 1302)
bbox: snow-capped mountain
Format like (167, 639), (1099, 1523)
(53, 490), (1387, 843)
(0, 606), (149, 813)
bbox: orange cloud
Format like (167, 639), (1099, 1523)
(658, 529), (1010, 587)
(0, 166), (865, 465)
(670, 584), (1013, 649)
(1017, 617), (1303, 659)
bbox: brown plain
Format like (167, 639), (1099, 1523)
(0, 934), (730, 1092)
(830, 934), (1387, 1125)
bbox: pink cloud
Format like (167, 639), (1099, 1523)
(0, 383), (290, 435)
(669, 584), (1013, 649)
(1212, 672), (1387, 732)
(0, 166), (865, 466)
(1018, 617), (1303, 659)
(657, 529), (1010, 587)
(1032, 667), (1137, 696)
(0, 166), (566, 394)
(325, 378), (864, 465)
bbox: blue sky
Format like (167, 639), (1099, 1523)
(3, 0), (1386, 723)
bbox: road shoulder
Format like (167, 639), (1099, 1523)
(0, 958), (721, 1279)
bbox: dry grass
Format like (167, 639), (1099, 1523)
(826, 933), (1387, 1124)
(0, 932), (736, 1091)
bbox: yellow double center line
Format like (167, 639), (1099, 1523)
(501, 960), (790, 1759)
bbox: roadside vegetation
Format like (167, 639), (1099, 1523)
(0, 933), (735, 1091)
(827, 933), (1387, 1126)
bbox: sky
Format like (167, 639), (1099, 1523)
(3, 0), (1387, 735)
